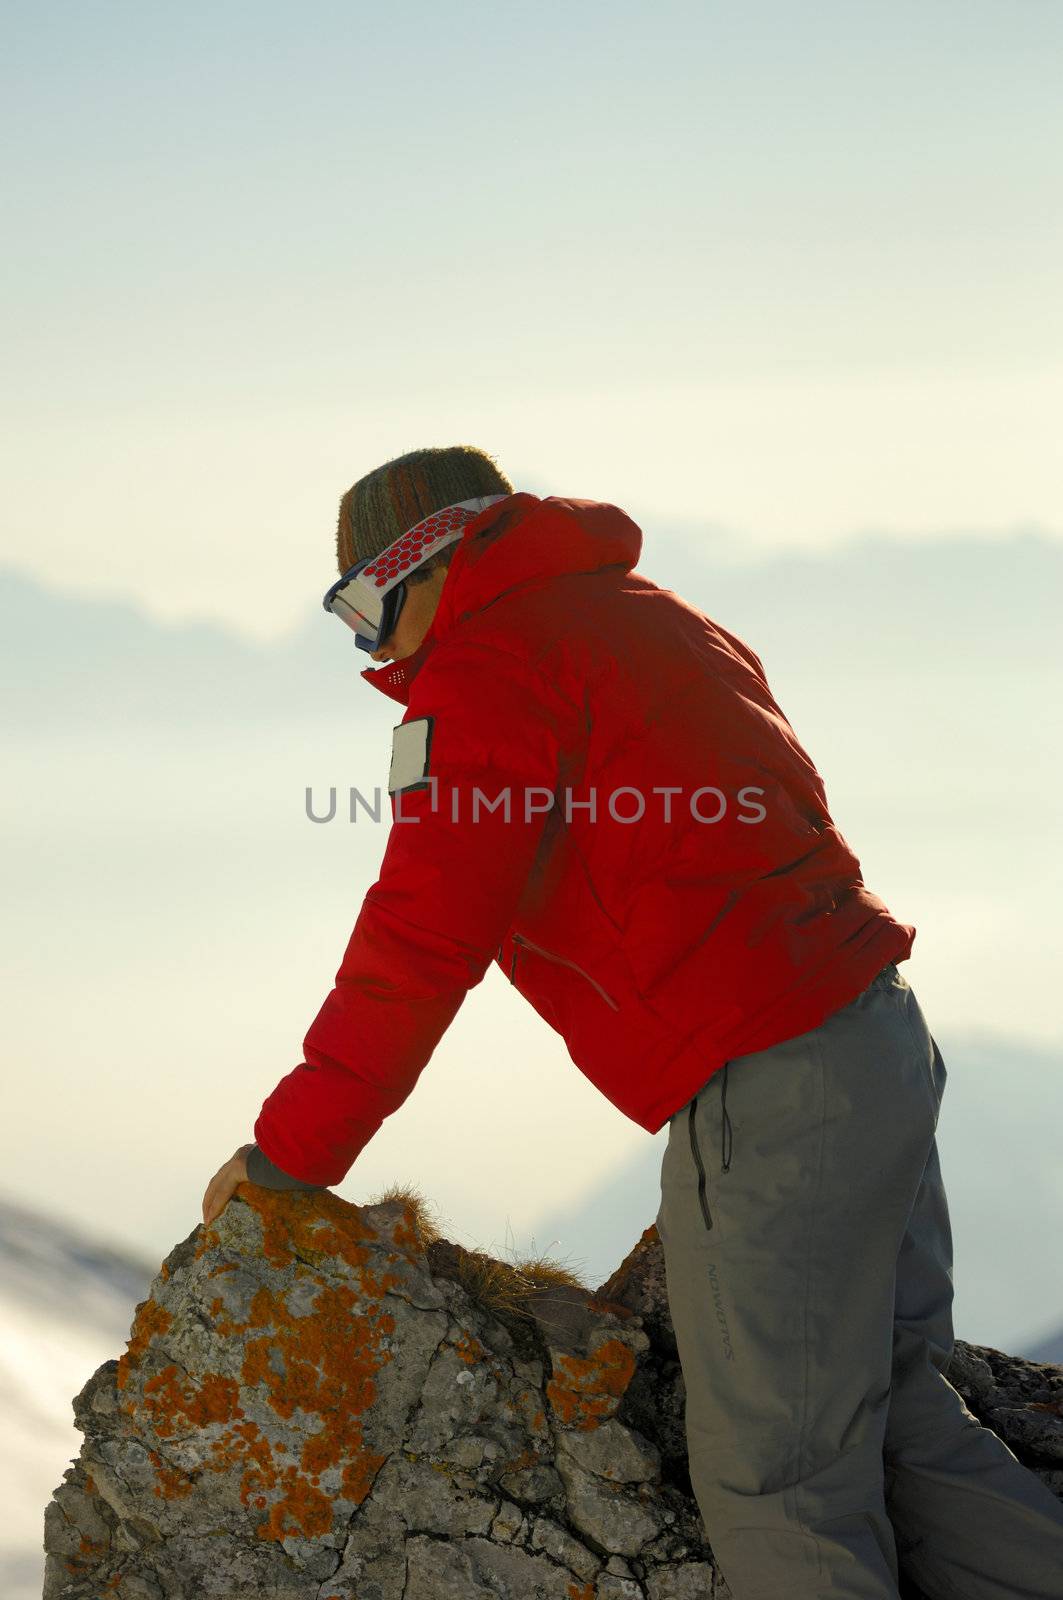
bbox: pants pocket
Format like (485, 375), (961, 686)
(659, 1066), (734, 1245)
(686, 1063), (733, 1233)
(688, 1094), (716, 1231)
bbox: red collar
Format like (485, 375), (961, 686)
(359, 629), (440, 705)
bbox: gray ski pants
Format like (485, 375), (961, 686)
(656, 960), (1063, 1598)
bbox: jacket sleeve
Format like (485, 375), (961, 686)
(245, 1142), (323, 1192)
(253, 640), (575, 1186)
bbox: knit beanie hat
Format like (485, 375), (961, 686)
(335, 445), (515, 575)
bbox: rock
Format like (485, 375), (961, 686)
(43, 1193), (1063, 1599)
(558, 1415), (661, 1483)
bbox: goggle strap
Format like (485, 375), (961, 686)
(353, 495), (509, 598)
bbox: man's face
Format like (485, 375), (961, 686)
(368, 563), (449, 663)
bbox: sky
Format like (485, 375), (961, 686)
(2, 1), (1061, 635)
(2, 2), (1062, 1358)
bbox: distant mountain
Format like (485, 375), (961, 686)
(0, 565), (347, 731)
(650, 524), (1061, 677)
(1024, 1325), (1063, 1365)
(3, 526), (1060, 731)
(0, 1195), (153, 1600)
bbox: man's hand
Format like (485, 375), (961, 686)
(201, 1144), (253, 1229)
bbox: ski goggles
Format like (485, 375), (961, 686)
(322, 495), (510, 653)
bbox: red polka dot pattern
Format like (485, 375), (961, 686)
(358, 500), (496, 592)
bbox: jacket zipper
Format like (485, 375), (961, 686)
(688, 1096), (715, 1231)
(507, 933), (620, 1011)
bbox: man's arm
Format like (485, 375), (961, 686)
(252, 638), (575, 1187)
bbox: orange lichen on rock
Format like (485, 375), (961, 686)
(116, 1298), (173, 1389)
(568, 1584), (595, 1600)
(193, 1227), (215, 1261)
(257, 1472), (333, 1542)
(209, 1419), (277, 1500)
(120, 1192), (403, 1544)
(226, 1209), (397, 1533)
(237, 1443), (384, 1543)
(238, 1279), (394, 1484)
(389, 1199), (430, 1258)
(453, 1330), (485, 1364)
(141, 1365), (243, 1438)
(545, 1338), (638, 1431)
(236, 1185), (381, 1272)
(341, 1448), (389, 1505)
(151, 1455), (194, 1501)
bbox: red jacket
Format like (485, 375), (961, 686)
(255, 493), (915, 1185)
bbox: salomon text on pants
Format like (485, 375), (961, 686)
(656, 960), (1063, 1599)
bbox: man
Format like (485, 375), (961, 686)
(202, 445), (1063, 1599)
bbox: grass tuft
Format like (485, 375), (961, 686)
(451, 1247), (588, 1321)
(363, 1181), (589, 1321)
(363, 1180), (445, 1248)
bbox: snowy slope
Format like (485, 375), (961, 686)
(0, 1195), (153, 1600)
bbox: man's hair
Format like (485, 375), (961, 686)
(336, 444), (514, 574)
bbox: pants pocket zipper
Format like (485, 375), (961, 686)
(688, 1095), (715, 1231)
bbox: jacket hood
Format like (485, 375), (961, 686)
(360, 492), (643, 704)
